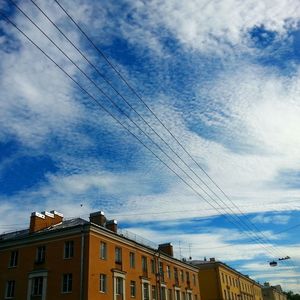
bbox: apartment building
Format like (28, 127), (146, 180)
(190, 259), (263, 300)
(262, 283), (287, 300)
(0, 210), (200, 300)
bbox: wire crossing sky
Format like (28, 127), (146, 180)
(1, 0), (300, 292)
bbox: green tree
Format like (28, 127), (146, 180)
(286, 291), (300, 300)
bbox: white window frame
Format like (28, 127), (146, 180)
(130, 252), (135, 268)
(161, 285), (167, 300)
(142, 279), (150, 300)
(62, 273), (72, 293)
(130, 280), (136, 297)
(27, 271), (48, 300)
(64, 241), (74, 259)
(9, 250), (18, 268)
(115, 247), (122, 264)
(175, 287), (181, 300)
(5, 280), (15, 298)
(100, 274), (107, 293)
(142, 256), (148, 272)
(36, 246), (45, 264)
(100, 242), (107, 260)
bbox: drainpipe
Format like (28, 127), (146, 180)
(80, 226), (85, 300)
(154, 250), (162, 300)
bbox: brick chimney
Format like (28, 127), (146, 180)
(158, 243), (174, 257)
(106, 219), (118, 233)
(29, 210), (64, 233)
(50, 210), (64, 225)
(29, 212), (46, 233)
(41, 211), (54, 227)
(89, 211), (106, 226)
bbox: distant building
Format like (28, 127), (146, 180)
(190, 258), (263, 300)
(0, 210), (200, 300)
(262, 282), (287, 300)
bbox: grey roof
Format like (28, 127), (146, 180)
(0, 218), (88, 242)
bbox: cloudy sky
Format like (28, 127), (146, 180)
(1, 0), (300, 292)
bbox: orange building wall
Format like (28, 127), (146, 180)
(1, 224), (201, 300)
(86, 228), (201, 300)
(0, 233), (85, 300)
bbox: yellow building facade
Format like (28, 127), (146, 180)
(262, 283), (287, 300)
(191, 259), (263, 300)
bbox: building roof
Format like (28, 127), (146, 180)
(190, 259), (262, 287)
(0, 215), (198, 271)
(0, 217), (88, 242)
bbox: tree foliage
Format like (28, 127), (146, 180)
(286, 291), (300, 300)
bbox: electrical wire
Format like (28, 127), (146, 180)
(51, 0), (297, 262)
(0, 2), (296, 268)
(10, 0), (290, 262)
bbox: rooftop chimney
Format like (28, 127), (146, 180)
(29, 212), (46, 233)
(41, 211), (54, 227)
(30, 210), (64, 233)
(50, 210), (64, 225)
(158, 243), (174, 257)
(89, 211), (106, 226)
(106, 219), (118, 233)
(209, 257), (216, 262)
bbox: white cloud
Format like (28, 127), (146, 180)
(252, 214), (291, 225)
(110, 0), (300, 54)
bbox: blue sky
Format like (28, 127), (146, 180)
(1, 0), (300, 292)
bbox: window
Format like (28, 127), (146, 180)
(9, 250), (18, 267)
(186, 272), (190, 283)
(188, 293), (192, 300)
(167, 265), (171, 278)
(116, 277), (123, 295)
(176, 289), (181, 300)
(62, 273), (72, 293)
(100, 242), (107, 260)
(130, 281), (136, 297)
(152, 285), (157, 300)
(143, 283), (150, 300)
(193, 274), (196, 285)
(32, 277), (43, 296)
(151, 259), (155, 274)
(174, 267), (179, 283)
(180, 270), (184, 282)
(36, 246), (45, 264)
(169, 289), (173, 300)
(161, 286), (166, 300)
(224, 290), (227, 300)
(222, 273), (225, 283)
(100, 274), (107, 292)
(182, 292), (186, 300)
(115, 247), (122, 264)
(159, 262), (164, 281)
(64, 241), (74, 259)
(130, 252), (135, 268)
(5, 280), (15, 298)
(142, 256), (148, 272)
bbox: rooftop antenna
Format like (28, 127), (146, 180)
(189, 243), (192, 260)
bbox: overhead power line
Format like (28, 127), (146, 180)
(50, 0), (296, 262)
(0, 1), (295, 267)
(14, 0), (288, 260)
